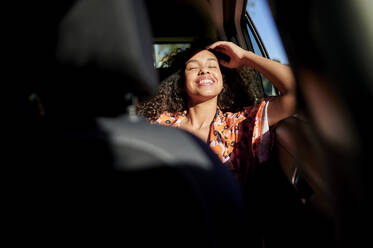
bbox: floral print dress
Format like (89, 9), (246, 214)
(155, 98), (275, 184)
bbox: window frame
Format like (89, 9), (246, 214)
(243, 12), (270, 59)
(241, 11), (279, 96)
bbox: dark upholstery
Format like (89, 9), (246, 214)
(14, 0), (247, 247)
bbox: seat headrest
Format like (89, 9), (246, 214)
(56, 0), (157, 97)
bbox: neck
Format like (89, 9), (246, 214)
(186, 97), (218, 129)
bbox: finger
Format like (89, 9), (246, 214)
(206, 41), (227, 50)
(219, 59), (230, 67)
(210, 46), (225, 53)
(213, 46), (225, 51)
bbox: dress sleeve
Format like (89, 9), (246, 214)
(251, 97), (274, 163)
(155, 112), (173, 126)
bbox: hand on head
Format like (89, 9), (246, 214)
(206, 41), (248, 68)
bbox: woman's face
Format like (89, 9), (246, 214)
(184, 49), (223, 104)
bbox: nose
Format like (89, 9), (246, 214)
(198, 67), (210, 75)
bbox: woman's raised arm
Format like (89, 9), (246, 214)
(207, 41), (297, 126)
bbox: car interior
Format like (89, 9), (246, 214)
(146, 0), (337, 247)
(15, 1), (248, 247)
(14, 0), (371, 247)
(267, 1), (372, 247)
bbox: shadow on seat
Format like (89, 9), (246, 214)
(17, 0), (248, 247)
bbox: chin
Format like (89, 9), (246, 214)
(198, 91), (220, 98)
(187, 88), (222, 103)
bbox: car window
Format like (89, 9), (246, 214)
(246, 24), (263, 57)
(247, 0), (288, 64)
(153, 43), (191, 68)
(244, 0), (289, 96)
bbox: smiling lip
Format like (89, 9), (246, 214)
(196, 76), (216, 86)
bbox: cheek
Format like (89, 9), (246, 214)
(184, 72), (196, 88)
(215, 72), (224, 90)
(184, 74), (193, 85)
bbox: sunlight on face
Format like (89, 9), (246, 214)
(184, 50), (224, 104)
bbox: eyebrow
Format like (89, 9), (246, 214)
(185, 57), (218, 65)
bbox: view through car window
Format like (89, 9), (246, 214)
(153, 43), (191, 68)
(247, 0), (288, 64)
(246, 0), (289, 96)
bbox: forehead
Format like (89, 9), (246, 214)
(187, 50), (217, 63)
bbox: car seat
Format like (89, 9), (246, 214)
(16, 0), (249, 247)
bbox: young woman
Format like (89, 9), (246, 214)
(137, 41), (296, 184)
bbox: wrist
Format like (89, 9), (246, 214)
(240, 50), (255, 68)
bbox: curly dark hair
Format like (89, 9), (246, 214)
(136, 40), (259, 122)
